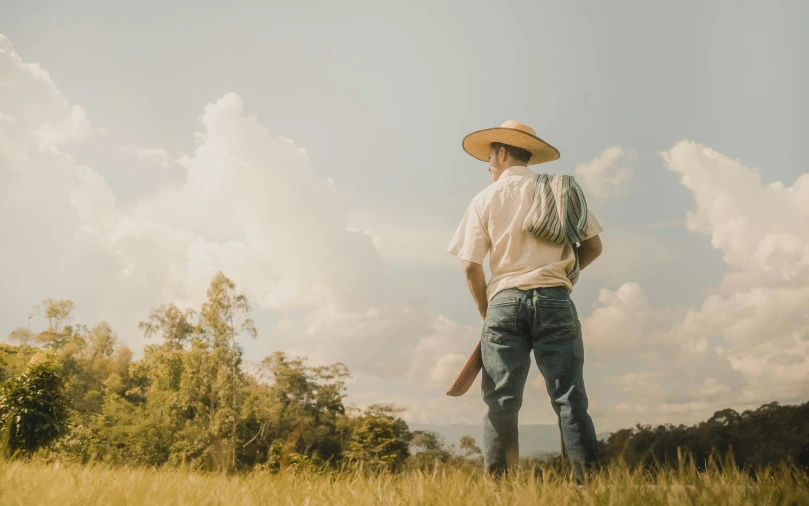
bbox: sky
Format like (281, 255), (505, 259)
(1, 0), (808, 432)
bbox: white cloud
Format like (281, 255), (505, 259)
(121, 146), (171, 168)
(577, 141), (809, 430)
(661, 141), (809, 404)
(581, 282), (685, 358)
(700, 378), (732, 401)
(581, 228), (682, 281)
(409, 316), (480, 386)
(1, 34), (120, 339)
(662, 142), (809, 288)
(574, 146), (635, 199)
(3, 31), (807, 430)
(276, 309), (479, 381)
(0, 34), (92, 156)
(0, 35), (473, 417)
(346, 212), (458, 268)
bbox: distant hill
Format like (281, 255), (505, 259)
(408, 423), (616, 458)
(409, 423), (562, 458)
(597, 431), (613, 441)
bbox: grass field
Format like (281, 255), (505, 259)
(1, 459), (807, 505)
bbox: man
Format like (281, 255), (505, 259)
(447, 120), (603, 480)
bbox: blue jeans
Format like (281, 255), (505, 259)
(480, 285), (599, 479)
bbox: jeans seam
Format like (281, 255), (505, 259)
(542, 323), (576, 329)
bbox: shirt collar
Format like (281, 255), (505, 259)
(500, 165), (533, 178)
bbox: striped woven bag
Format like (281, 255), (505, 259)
(522, 173), (589, 285)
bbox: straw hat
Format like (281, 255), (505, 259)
(462, 120), (560, 165)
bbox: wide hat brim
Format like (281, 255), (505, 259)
(462, 127), (560, 165)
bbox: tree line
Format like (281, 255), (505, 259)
(0, 272), (481, 473)
(1, 271), (806, 473)
(597, 401), (809, 471)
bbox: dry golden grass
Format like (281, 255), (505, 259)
(1, 459), (807, 505)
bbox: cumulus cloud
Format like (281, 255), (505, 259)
(662, 142), (809, 288)
(572, 141), (809, 430)
(121, 146), (171, 168)
(662, 141), (809, 404)
(3, 31), (807, 430)
(574, 146), (635, 199)
(0, 34), (472, 416)
(0, 34), (93, 157)
(346, 212), (459, 268)
(0, 34), (118, 337)
(581, 282), (682, 358)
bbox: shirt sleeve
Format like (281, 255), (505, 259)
(580, 209), (604, 241)
(447, 202), (491, 264)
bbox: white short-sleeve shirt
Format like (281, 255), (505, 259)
(447, 165), (603, 303)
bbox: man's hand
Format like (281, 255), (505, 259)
(577, 235), (603, 270)
(446, 261), (487, 398)
(463, 260), (488, 321)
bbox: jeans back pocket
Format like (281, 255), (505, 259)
(537, 298), (576, 330)
(484, 296), (520, 343)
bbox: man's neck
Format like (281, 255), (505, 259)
(499, 165), (532, 178)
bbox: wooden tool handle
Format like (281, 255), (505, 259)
(446, 340), (482, 397)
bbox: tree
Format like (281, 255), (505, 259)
(199, 271), (257, 471)
(87, 322), (117, 359)
(459, 435), (482, 459)
(597, 401), (809, 471)
(31, 299), (75, 351)
(0, 355), (70, 457)
(257, 351), (351, 465)
(345, 404), (411, 472)
(139, 303), (198, 350)
(134, 272), (259, 472)
(409, 430), (452, 469)
(7, 328), (34, 347)
(33, 299), (74, 332)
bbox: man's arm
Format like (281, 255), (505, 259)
(577, 235), (602, 270)
(463, 260), (488, 321)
